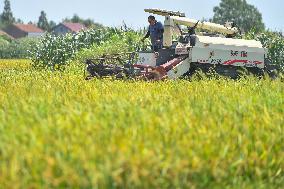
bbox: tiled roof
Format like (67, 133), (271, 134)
(62, 22), (87, 32)
(13, 24), (44, 33)
(0, 30), (14, 39)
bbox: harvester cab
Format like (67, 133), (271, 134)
(85, 8), (279, 80)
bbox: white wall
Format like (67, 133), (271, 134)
(27, 32), (44, 37)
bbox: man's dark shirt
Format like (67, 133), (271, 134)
(145, 21), (164, 51)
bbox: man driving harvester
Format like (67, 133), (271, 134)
(142, 15), (164, 52)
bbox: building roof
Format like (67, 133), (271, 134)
(0, 30), (14, 39)
(13, 24), (44, 33)
(62, 22), (87, 32)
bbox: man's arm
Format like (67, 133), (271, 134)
(144, 30), (150, 39)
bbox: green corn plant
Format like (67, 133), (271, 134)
(245, 30), (284, 71)
(29, 28), (143, 70)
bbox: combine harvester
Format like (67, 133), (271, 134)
(85, 9), (279, 80)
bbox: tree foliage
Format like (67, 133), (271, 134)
(16, 18), (23, 24)
(49, 20), (56, 30)
(1, 0), (15, 25)
(63, 14), (104, 29)
(212, 0), (265, 33)
(37, 11), (49, 31)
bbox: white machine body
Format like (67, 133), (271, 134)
(137, 35), (265, 68)
(137, 52), (156, 67)
(167, 58), (191, 79)
(191, 36), (265, 69)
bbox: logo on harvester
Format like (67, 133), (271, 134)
(140, 57), (145, 63)
(231, 50), (248, 57)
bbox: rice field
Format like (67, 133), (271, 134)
(0, 59), (283, 188)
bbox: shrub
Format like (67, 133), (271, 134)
(0, 35), (10, 45)
(0, 37), (39, 59)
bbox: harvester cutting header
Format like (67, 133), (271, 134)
(85, 8), (278, 80)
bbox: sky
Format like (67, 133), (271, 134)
(1, 0), (283, 31)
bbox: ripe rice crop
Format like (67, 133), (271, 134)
(0, 59), (283, 188)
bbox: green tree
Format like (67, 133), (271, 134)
(37, 11), (49, 31)
(63, 14), (104, 29)
(49, 20), (56, 30)
(16, 18), (23, 23)
(1, 0), (15, 25)
(70, 14), (81, 23)
(63, 14), (81, 24)
(212, 0), (265, 33)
